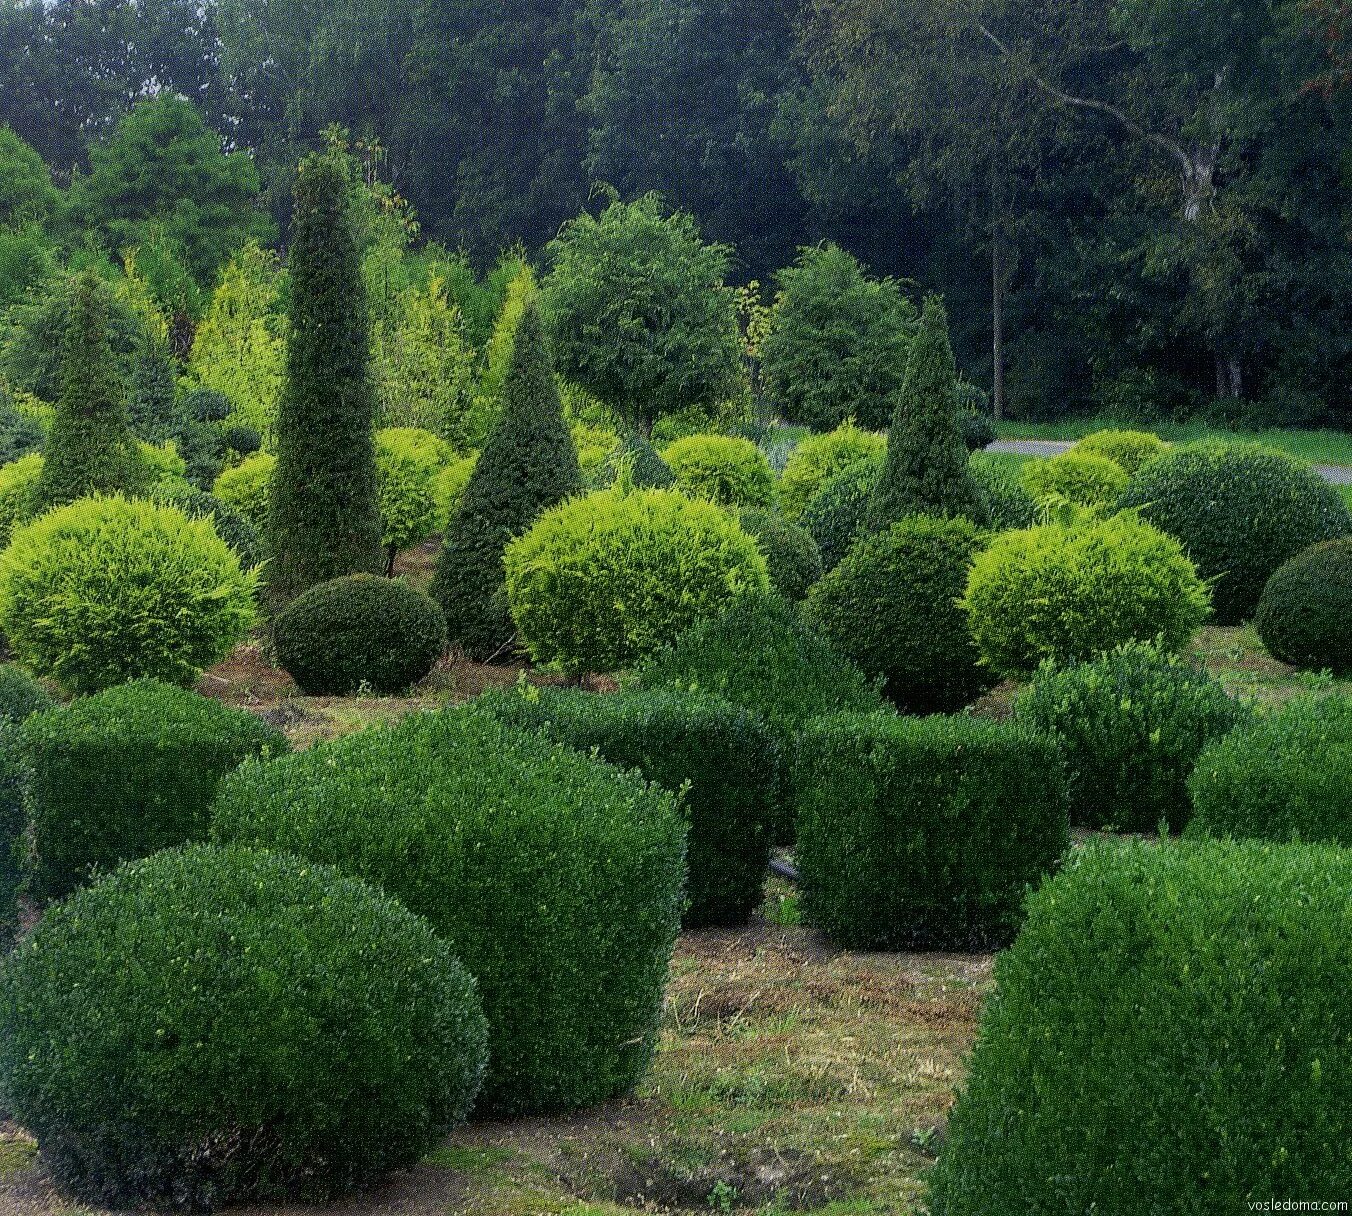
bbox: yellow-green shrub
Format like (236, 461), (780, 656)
(0, 452), (42, 545)
(212, 449), (275, 536)
(1070, 428), (1167, 474)
(433, 453), (478, 529)
(778, 421), (886, 519)
(663, 433), (775, 508)
(1022, 451), (1129, 509)
(374, 426), (449, 564)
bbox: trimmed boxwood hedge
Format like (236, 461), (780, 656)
(212, 708), (686, 1116)
(1188, 695), (1352, 847)
(478, 686), (775, 927)
(0, 845), (488, 1209)
(794, 713), (1068, 950)
(21, 680), (288, 902)
(928, 839), (1352, 1212)
(1254, 538), (1352, 675)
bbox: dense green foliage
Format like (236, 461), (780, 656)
(1070, 428), (1168, 474)
(374, 426), (447, 572)
(0, 452), (43, 546)
(1119, 444), (1352, 623)
(0, 495), (257, 693)
(150, 482), (264, 570)
(273, 574), (446, 695)
(1188, 696), (1352, 847)
(1254, 539), (1352, 674)
(0, 845), (487, 1208)
(806, 516), (993, 712)
(1015, 642), (1248, 833)
(795, 713), (1068, 950)
(778, 421), (886, 520)
(0, 664), (54, 723)
(20, 681), (287, 901)
(927, 839), (1352, 1212)
(798, 454), (883, 571)
(961, 513), (1212, 678)
(738, 508), (823, 602)
(212, 450), (274, 537)
(0, 396), (44, 465)
(268, 154), (383, 606)
(0, 665), (53, 951)
(478, 686), (775, 927)
(602, 434), (675, 490)
(212, 708), (686, 1115)
(505, 487), (769, 675)
(1021, 451), (1129, 508)
(432, 302), (581, 659)
(663, 433), (775, 508)
(968, 452), (1037, 529)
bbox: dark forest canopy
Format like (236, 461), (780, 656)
(1, 0), (1351, 425)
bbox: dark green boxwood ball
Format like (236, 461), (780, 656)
(805, 515), (994, 713)
(273, 573), (446, 695)
(0, 845), (488, 1209)
(798, 454), (882, 571)
(1118, 444), (1351, 623)
(1254, 538), (1352, 675)
(0, 664), (52, 949)
(739, 507), (824, 601)
(0, 663), (53, 722)
(221, 424), (263, 456)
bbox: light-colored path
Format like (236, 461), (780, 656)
(985, 438), (1352, 486)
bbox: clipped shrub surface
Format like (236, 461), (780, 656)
(739, 507), (823, 601)
(798, 454), (882, 571)
(1070, 427), (1167, 474)
(152, 483), (265, 570)
(968, 452), (1037, 530)
(1021, 450), (1129, 508)
(795, 713), (1068, 950)
(212, 708), (685, 1116)
(663, 433), (775, 509)
(0, 666), (53, 949)
(778, 421), (886, 519)
(928, 838), (1352, 1212)
(1254, 538), (1352, 674)
(212, 450), (276, 538)
(0, 844), (488, 1209)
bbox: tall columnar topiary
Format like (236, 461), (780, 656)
(29, 272), (144, 512)
(865, 296), (988, 532)
(268, 154), (383, 608)
(432, 301), (581, 659)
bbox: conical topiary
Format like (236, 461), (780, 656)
(432, 301), (582, 659)
(30, 272), (144, 512)
(128, 337), (177, 441)
(268, 153), (383, 608)
(865, 295), (989, 533)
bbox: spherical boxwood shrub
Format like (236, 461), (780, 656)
(1070, 427), (1167, 474)
(1021, 450), (1129, 509)
(212, 708), (686, 1116)
(1188, 695), (1352, 846)
(1254, 538), (1352, 674)
(0, 665), (54, 950)
(968, 452), (1037, 530)
(0, 845), (488, 1209)
(212, 449), (276, 537)
(21, 680), (288, 902)
(0, 452), (42, 546)
(961, 512), (1211, 678)
(1014, 641), (1249, 834)
(739, 507), (823, 601)
(663, 433), (776, 509)
(0, 495), (258, 693)
(798, 454), (883, 571)
(272, 574), (446, 696)
(927, 839), (1352, 1212)
(795, 713), (1068, 950)
(805, 515), (993, 713)
(1118, 443), (1352, 623)
(601, 434), (675, 490)
(478, 686), (775, 927)
(778, 421), (886, 519)
(504, 487), (770, 675)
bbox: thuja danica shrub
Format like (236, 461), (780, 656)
(0, 845), (488, 1209)
(928, 839), (1352, 1211)
(663, 433), (776, 509)
(794, 713), (1068, 950)
(212, 708), (685, 1116)
(1070, 427), (1167, 474)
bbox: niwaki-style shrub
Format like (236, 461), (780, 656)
(795, 713), (1068, 950)
(663, 433), (776, 509)
(1254, 538), (1352, 675)
(1119, 443), (1351, 624)
(968, 452), (1037, 530)
(1014, 641), (1249, 834)
(272, 574), (446, 696)
(505, 487), (769, 674)
(778, 421), (886, 519)
(739, 507), (823, 601)
(1070, 427), (1167, 474)
(21, 680), (287, 902)
(0, 665), (53, 950)
(806, 516), (993, 713)
(1188, 695), (1352, 847)
(0, 845), (488, 1209)
(0, 495), (257, 693)
(928, 839), (1352, 1212)
(961, 512), (1211, 678)
(798, 454), (882, 571)
(1021, 450), (1129, 509)
(212, 449), (276, 537)
(212, 708), (685, 1116)
(478, 686), (775, 927)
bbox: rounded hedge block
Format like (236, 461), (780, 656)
(805, 515), (993, 713)
(505, 487), (770, 675)
(778, 422), (886, 519)
(0, 845), (488, 1208)
(739, 507), (823, 601)
(273, 574), (446, 696)
(1021, 451), (1129, 509)
(1254, 538), (1352, 674)
(927, 839), (1352, 1211)
(961, 513), (1212, 678)
(1069, 428), (1167, 474)
(212, 708), (686, 1115)
(798, 454), (883, 571)
(1188, 695), (1352, 846)
(21, 680), (288, 902)
(795, 713), (1068, 950)
(1014, 641), (1249, 833)
(663, 433), (776, 508)
(1118, 444), (1351, 624)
